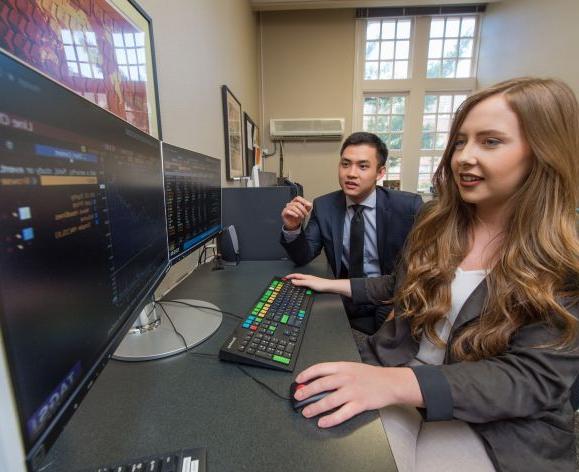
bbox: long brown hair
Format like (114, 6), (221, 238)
(396, 78), (579, 361)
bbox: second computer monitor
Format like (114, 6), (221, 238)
(162, 143), (221, 263)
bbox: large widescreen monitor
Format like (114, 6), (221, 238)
(0, 51), (169, 471)
(113, 142), (224, 361)
(163, 142), (222, 263)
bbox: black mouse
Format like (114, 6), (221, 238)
(289, 381), (332, 411)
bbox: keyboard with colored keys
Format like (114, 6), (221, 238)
(219, 276), (314, 372)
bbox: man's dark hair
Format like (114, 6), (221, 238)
(340, 132), (388, 168)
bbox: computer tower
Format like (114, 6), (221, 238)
(222, 187), (296, 261)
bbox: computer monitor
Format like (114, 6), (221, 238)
(114, 143), (224, 361)
(163, 142), (222, 263)
(0, 51), (169, 471)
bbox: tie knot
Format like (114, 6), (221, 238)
(351, 204), (365, 215)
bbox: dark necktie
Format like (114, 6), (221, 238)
(349, 204), (365, 278)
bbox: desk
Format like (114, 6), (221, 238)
(42, 260), (397, 471)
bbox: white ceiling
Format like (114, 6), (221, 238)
(250, 0), (499, 12)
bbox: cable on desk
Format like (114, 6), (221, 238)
(155, 302), (220, 360)
(236, 365), (290, 401)
(160, 299), (244, 321)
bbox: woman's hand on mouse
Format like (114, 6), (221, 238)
(285, 273), (352, 297)
(294, 362), (424, 428)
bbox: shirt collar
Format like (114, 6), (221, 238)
(345, 188), (376, 210)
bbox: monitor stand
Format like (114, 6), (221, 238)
(113, 299), (222, 361)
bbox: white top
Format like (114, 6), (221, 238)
(414, 268), (486, 366)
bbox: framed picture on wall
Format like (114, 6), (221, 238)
(222, 85), (245, 180)
(0, 0), (163, 138)
(244, 112), (257, 175)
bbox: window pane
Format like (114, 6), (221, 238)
(124, 32), (135, 47)
(378, 97), (392, 114)
(391, 115), (404, 131)
(388, 156), (401, 173)
(428, 39), (442, 58)
(461, 17), (476, 37)
(422, 114), (436, 130)
(419, 156), (433, 173)
(380, 41), (395, 60)
(365, 62), (378, 80)
(456, 59), (471, 78)
(453, 95), (467, 112)
(129, 65), (139, 81)
(137, 48), (146, 64)
(86, 32), (97, 46)
(67, 61), (79, 74)
(442, 59), (456, 78)
(430, 18), (445, 38)
(445, 18), (460, 37)
(424, 95), (438, 113)
(64, 45), (76, 61)
(427, 60), (441, 78)
(392, 96), (405, 114)
(393, 60), (408, 79)
(126, 49), (137, 64)
(61, 29), (73, 44)
(367, 21), (381, 40)
(382, 20), (396, 39)
(93, 66), (103, 80)
(397, 20), (411, 39)
(417, 174), (432, 192)
(363, 116), (377, 130)
(389, 134), (402, 150)
(135, 32), (145, 47)
(379, 61), (393, 79)
(80, 62), (92, 78)
(119, 65), (129, 79)
(112, 33), (124, 47)
(459, 38), (473, 58)
(396, 40), (410, 59)
(364, 97), (377, 114)
(139, 66), (147, 81)
(76, 46), (88, 62)
(438, 95), (452, 113)
(376, 115), (390, 131)
(435, 133), (448, 149)
(443, 39), (458, 58)
(421, 132), (434, 149)
(366, 41), (379, 60)
(437, 114), (450, 132)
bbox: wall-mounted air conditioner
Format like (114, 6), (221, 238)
(269, 118), (345, 141)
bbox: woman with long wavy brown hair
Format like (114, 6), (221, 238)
(286, 77), (579, 472)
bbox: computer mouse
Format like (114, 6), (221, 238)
(289, 381), (332, 411)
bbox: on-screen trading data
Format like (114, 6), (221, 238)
(0, 52), (168, 454)
(163, 142), (221, 261)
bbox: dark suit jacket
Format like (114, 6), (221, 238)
(280, 187), (423, 277)
(351, 272), (579, 472)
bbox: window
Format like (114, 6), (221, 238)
(364, 19), (412, 80)
(113, 32), (147, 82)
(362, 94), (406, 182)
(421, 93), (467, 150)
(427, 16), (476, 78)
(354, 12), (480, 193)
(61, 29), (103, 79)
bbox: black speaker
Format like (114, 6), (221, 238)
(217, 225), (240, 265)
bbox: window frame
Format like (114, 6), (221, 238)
(353, 14), (480, 193)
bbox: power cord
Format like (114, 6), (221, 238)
(157, 302), (289, 400)
(160, 299), (244, 321)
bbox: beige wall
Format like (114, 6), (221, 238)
(478, 0), (579, 96)
(261, 0), (579, 200)
(260, 9), (356, 200)
(137, 0), (260, 295)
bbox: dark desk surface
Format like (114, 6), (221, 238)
(43, 260), (397, 471)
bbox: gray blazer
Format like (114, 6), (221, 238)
(350, 272), (579, 472)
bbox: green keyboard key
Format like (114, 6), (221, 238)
(281, 314), (289, 324)
(272, 355), (290, 365)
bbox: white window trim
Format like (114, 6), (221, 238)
(353, 15), (479, 193)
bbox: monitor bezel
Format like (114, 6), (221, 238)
(161, 142), (223, 265)
(0, 49), (171, 471)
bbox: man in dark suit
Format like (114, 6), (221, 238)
(280, 132), (422, 334)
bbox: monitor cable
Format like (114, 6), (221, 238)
(157, 302), (289, 401)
